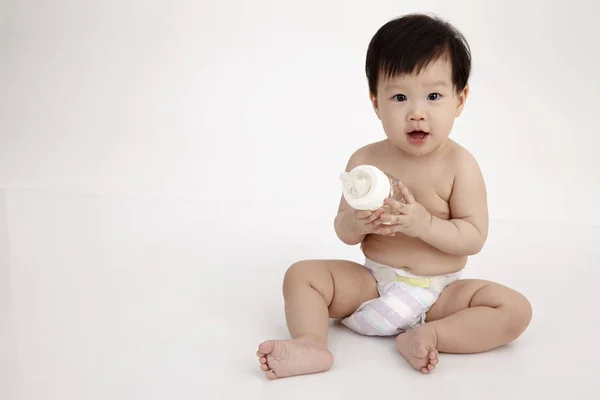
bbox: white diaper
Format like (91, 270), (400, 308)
(341, 258), (462, 336)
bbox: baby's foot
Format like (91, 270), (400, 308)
(256, 336), (334, 379)
(396, 324), (439, 374)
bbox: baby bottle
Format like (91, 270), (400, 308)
(340, 165), (405, 224)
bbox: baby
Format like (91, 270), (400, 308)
(256, 13), (532, 379)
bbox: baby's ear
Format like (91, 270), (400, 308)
(370, 92), (381, 120)
(455, 85), (469, 117)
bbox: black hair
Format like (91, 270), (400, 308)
(365, 13), (471, 96)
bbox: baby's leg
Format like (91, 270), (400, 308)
(257, 260), (378, 379)
(396, 280), (532, 373)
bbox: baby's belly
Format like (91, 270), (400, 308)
(361, 234), (467, 276)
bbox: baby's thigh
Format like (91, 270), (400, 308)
(284, 260), (378, 318)
(425, 279), (531, 322)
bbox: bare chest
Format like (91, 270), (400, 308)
(369, 160), (454, 219)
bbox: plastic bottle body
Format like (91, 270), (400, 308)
(381, 172), (404, 221)
(340, 165), (405, 224)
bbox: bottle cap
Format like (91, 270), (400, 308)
(340, 165), (391, 210)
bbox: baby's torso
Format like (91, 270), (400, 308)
(359, 141), (467, 276)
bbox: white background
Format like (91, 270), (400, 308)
(2, 0), (600, 225)
(1, 1), (600, 399)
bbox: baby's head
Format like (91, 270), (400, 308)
(366, 13), (471, 156)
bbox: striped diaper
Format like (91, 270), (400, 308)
(341, 258), (462, 336)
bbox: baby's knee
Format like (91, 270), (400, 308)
(283, 260), (329, 293)
(284, 260), (315, 281)
(502, 290), (533, 339)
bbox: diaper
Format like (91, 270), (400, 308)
(341, 258), (462, 336)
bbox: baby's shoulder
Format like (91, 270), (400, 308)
(444, 141), (482, 174)
(345, 140), (388, 168)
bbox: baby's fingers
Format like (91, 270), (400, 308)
(356, 208), (383, 221)
(355, 210), (373, 220)
(368, 218), (384, 228)
(365, 208), (385, 223)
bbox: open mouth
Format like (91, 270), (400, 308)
(407, 130), (429, 140)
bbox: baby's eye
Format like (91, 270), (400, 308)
(393, 94), (407, 102)
(428, 93), (442, 101)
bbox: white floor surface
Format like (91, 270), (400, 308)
(1, 188), (599, 400)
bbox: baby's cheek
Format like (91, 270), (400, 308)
(382, 112), (404, 130)
(440, 111), (458, 132)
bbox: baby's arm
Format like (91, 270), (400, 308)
(420, 149), (489, 256)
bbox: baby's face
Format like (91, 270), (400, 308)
(371, 57), (468, 156)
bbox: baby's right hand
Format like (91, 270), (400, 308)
(350, 208), (390, 236)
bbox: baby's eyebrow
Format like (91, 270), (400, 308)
(384, 80), (450, 91)
(425, 80), (450, 87)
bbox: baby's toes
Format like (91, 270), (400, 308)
(266, 371), (278, 380)
(260, 363), (270, 372)
(428, 351), (438, 363)
(259, 356), (267, 365)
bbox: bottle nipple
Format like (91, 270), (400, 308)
(340, 170), (371, 198)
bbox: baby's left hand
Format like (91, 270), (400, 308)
(376, 181), (432, 238)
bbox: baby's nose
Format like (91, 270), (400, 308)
(409, 112), (425, 121)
